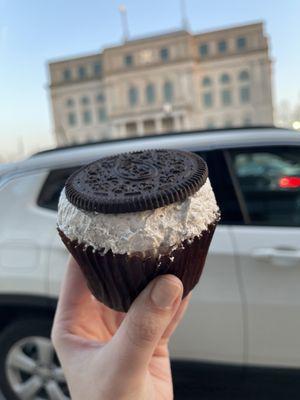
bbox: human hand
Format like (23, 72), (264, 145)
(52, 257), (190, 400)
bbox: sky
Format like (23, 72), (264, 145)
(0, 0), (300, 160)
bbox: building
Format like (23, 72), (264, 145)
(48, 22), (274, 145)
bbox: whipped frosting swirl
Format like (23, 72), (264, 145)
(57, 179), (220, 255)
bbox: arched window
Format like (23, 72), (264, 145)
(128, 86), (138, 106)
(239, 70), (250, 81)
(220, 73), (230, 84)
(66, 98), (74, 107)
(81, 96), (90, 105)
(163, 81), (173, 102)
(202, 76), (212, 87)
(203, 92), (213, 108)
(96, 93), (105, 103)
(240, 86), (250, 103)
(146, 83), (155, 104)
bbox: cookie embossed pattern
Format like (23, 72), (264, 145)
(58, 149), (220, 311)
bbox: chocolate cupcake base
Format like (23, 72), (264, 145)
(58, 224), (216, 312)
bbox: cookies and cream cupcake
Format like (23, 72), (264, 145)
(57, 149), (220, 311)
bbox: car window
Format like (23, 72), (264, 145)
(37, 167), (80, 211)
(196, 150), (244, 225)
(38, 150), (244, 224)
(229, 146), (300, 227)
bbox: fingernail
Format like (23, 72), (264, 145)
(150, 277), (182, 309)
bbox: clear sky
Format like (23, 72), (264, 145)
(1, 0), (300, 160)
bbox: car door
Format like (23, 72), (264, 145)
(226, 145), (300, 367)
(170, 150), (245, 364)
(37, 166), (80, 297)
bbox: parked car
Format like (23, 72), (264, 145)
(0, 126), (299, 400)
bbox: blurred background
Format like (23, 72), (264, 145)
(1, 0), (300, 161)
(0, 2), (300, 400)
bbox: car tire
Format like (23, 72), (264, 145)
(0, 317), (69, 400)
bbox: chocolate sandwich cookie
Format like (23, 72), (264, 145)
(65, 149), (208, 213)
(57, 149), (220, 312)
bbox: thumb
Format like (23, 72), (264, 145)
(111, 275), (183, 375)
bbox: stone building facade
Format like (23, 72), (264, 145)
(48, 22), (273, 145)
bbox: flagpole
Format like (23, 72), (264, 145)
(119, 4), (129, 42)
(180, 0), (189, 30)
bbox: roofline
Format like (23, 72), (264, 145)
(194, 20), (263, 37)
(47, 21), (265, 66)
(104, 29), (191, 51)
(48, 52), (103, 66)
(32, 125), (290, 158)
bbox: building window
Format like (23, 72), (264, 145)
(160, 48), (169, 61)
(98, 108), (107, 122)
(63, 69), (72, 81)
(81, 96), (90, 105)
(224, 119), (233, 127)
(94, 62), (102, 76)
(126, 122), (137, 136)
(243, 115), (252, 126)
(203, 92), (213, 108)
(220, 73), (230, 84)
(162, 117), (174, 132)
(199, 43), (209, 57)
(240, 86), (250, 103)
(163, 81), (174, 102)
(146, 83), (155, 104)
(237, 37), (247, 50)
(128, 86), (138, 106)
(68, 112), (76, 126)
(144, 119), (155, 134)
(206, 120), (215, 129)
(221, 89), (232, 106)
(83, 110), (92, 124)
(96, 93), (105, 103)
(66, 98), (74, 107)
(239, 70), (250, 81)
(202, 76), (212, 87)
(218, 40), (227, 53)
(124, 54), (133, 67)
(78, 66), (87, 79)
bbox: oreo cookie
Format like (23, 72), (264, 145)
(65, 149), (208, 214)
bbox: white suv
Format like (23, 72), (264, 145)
(0, 127), (299, 400)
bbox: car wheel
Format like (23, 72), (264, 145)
(0, 318), (70, 400)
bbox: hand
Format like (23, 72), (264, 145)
(52, 257), (190, 400)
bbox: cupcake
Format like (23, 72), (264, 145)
(57, 149), (220, 312)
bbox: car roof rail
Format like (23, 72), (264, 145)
(31, 125), (286, 158)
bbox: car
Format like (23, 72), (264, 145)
(0, 126), (299, 400)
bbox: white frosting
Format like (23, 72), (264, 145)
(57, 179), (219, 255)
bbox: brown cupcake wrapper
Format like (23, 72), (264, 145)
(58, 223), (217, 312)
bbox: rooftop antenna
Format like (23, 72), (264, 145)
(180, 0), (189, 31)
(119, 4), (130, 42)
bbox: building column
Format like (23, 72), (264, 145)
(155, 117), (162, 133)
(174, 115), (181, 131)
(118, 123), (126, 138)
(136, 120), (143, 136)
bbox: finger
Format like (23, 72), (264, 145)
(162, 293), (191, 341)
(109, 275), (183, 377)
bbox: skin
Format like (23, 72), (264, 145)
(52, 257), (191, 400)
